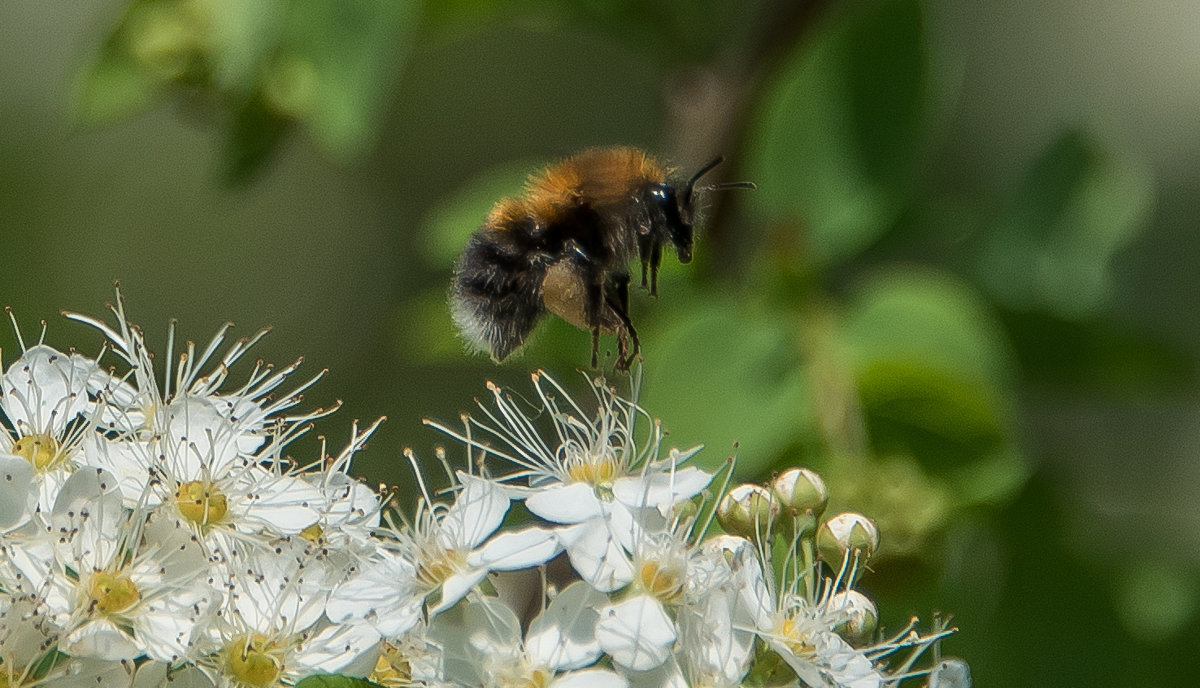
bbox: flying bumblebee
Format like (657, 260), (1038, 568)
(450, 146), (754, 369)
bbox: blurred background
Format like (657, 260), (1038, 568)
(2, 0), (1198, 685)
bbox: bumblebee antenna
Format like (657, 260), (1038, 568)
(684, 156), (726, 206)
(709, 181), (758, 191)
(685, 156), (757, 205)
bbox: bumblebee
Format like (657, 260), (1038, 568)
(450, 146), (753, 369)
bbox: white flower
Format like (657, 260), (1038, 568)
(25, 468), (214, 662)
(300, 420), (386, 552)
(595, 594), (677, 672)
(389, 467), (560, 615)
(430, 581), (625, 688)
(327, 546), (423, 639)
(190, 538), (376, 686)
(67, 305), (331, 545)
(0, 454), (37, 535)
(0, 592), (61, 685)
(428, 371), (712, 591)
(0, 345), (104, 512)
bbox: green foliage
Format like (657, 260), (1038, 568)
(975, 130), (1154, 318)
(77, 0), (418, 179)
(745, 0), (932, 264)
(295, 675), (384, 688)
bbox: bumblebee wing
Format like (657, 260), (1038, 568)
(451, 230), (546, 362)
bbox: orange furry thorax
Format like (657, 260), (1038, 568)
(486, 147), (670, 230)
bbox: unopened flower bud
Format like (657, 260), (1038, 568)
(928, 658), (972, 688)
(717, 484), (777, 540)
(771, 467), (828, 536)
(671, 495), (702, 524)
(817, 512), (879, 566)
(829, 590), (878, 643)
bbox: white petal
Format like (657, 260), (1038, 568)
(557, 520), (633, 592)
(612, 466), (713, 510)
(463, 595), (522, 655)
(292, 622), (383, 676)
(0, 455), (34, 529)
(233, 470), (322, 534)
(1, 345), (90, 435)
(526, 581), (607, 670)
(595, 595), (677, 672)
(468, 526), (561, 571)
(525, 482), (604, 523)
(64, 618), (141, 661)
(439, 472), (510, 550)
(431, 568), (489, 615)
(814, 632), (882, 688)
(328, 552), (422, 638)
(135, 586), (210, 662)
(52, 468), (125, 572)
(551, 669), (630, 688)
(81, 434), (156, 507)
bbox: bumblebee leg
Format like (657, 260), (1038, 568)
(586, 278), (604, 368)
(605, 273), (640, 370)
(591, 328), (600, 368)
(638, 235), (653, 289)
(648, 240), (663, 297)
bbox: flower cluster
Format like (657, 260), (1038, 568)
(0, 301), (965, 688)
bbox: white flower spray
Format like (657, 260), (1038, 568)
(0, 294), (968, 688)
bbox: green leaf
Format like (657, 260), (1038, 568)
(295, 674), (385, 688)
(283, 0), (421, 160)
(639, 293), (813, 478)
(224, 95), (291, 183)
(843, 268), (1015, 388)
(841, 268), (1023, 476)
(977, 129), (1154, 318)
(744, 0), (932, 264)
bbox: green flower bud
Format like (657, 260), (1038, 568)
(830, 590), (878, 643)
(771, 467), (828, 536)
(817, 512), (880, 567)
(717, 484), (778, 540)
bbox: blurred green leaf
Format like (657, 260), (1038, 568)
(74, 0), (207, 123)
(282, 0), (420, 160)
(1115, 561), (1200, 643)
(977, 129), (1154, 318)
(295, 675), (383, 688)
(844, 0), (927, 184)
(639, 293), (813, 478)
(843, 268), (1016, 387)
(841, 268), (1022, 477)
(205, 0), (290, 93)
(744, 0), (931, 264)
(225, 95), (291, 182)
(79, 0), (420, 176)
(1002, 310), (1196, 392)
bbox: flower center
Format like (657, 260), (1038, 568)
(492, 658), (552, 688)
(637, 560), (685, 604)
(416, 548), (465, 589)
(564, 449), (619, 488)
(299, 523), (323, 542)
(175, 480), (228, 527)
(372, 646), (413, 686)
(13, 434), (61, 471)
(778, 614), (817, 659)
(225, 633), (284, 688)
(88, 570), (141, 615)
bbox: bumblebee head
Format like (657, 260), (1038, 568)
(649, 156), (756, 264)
